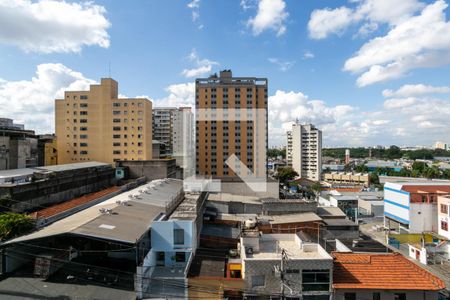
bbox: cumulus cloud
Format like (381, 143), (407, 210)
(308, 0), (423, 39)
(0, 63), (95, 133)
(383, 83), (450, 97)
(247, 0), (288, 36)
(268, 58), (295, 71)
(181, 49), (219, 78)
(344, 0), (450, 86)
(153, 82), (195, 108)
(269, 85), (450, 147)
(0, 0), (110, 53)
(308, 6), (354, 39)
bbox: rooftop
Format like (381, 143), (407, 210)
(316, 206), (346, 218)
(5, 179), (183, 245)
(261, 212), (322, 225)
(241, 233), (332, 260)
(30, 186), (120, 219)
(333, 252), (445, 291)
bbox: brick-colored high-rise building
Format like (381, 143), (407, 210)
(55, 78), (153, 165)
(195, 70), (268, 179)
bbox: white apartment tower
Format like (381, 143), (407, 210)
(286, 130), (293, 166)
(290, 123), (322, 181)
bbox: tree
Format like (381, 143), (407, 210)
(343, 164), (352, 172)
(424, 166), (441, 179)
(370, 173), (379, 185)
(275, 167), (299, 184)
(310, 182), (322, 202)
(0, 213), (34, 241)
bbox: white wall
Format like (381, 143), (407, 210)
(410, 203), (437, 233)
(384, 185), (410, 225)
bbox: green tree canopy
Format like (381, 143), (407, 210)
(275, 167), (299, 184)
(0, 213), (34, 241)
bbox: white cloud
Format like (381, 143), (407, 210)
(303, 51), (315, 59)
(308, 0), (423, 40)
(0, 63), (95, 133)
(247, 0), (288, 36)
(181, 49), (219, 78)
(344, 0), (450, 86)
(269, 85), (450, 147)
(0, 0), (110, 53)
(187, 0), (201, 22)
(383, 83), (450, 97)
(308, 6), (354, 39)
(268, 58), (295, 71)
(240, 0), (256, 11)
(153, 82), (195, 108)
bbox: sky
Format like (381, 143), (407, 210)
(0, 0), (450, 148)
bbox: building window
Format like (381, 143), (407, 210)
(113, 134), (121, 139)
(80, 111), (88, 115)
(80, 135), (88, 139)
(80, 119), (87, 123)
(441, 220), (448, 231)
(113, 118), (121, 123)
(373, 293), (381, 300)
(80, 127), (88, 131)
(80, 95), (88, 100)
(80, 151), (88, 155)
(175, 252), (186, 262)
(344, 293), (356, 300)
(174, 229), (184, 245)
(113, 111), (121, 115)
(251, 275), (265, 287)
(302, 269), (330, 291)
(441, 204), (448, 214)
(113, 103), (121, 107)
(113, 150), (121, 155)
(113, 126), (121, 131)
(113, 142), (121, 147)
(394, 293), (406, 300)
(80, 143), (88, 147)
(80, 103), (88, 108)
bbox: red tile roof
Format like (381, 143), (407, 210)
(29, 186), (120, 219)
(333, 252), (445, 291)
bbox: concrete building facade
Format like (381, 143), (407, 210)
(384, 182), (450, 233)
(55, 78), (153, 165)
(290, 123), (322, 181)
(195, 70), (268, 179)
(240, 232), (333, 299)
(286, 130), (293, 167)
(0, 118), (38, 170)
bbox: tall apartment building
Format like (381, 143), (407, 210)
(152, 107), (194, 177)
(195, 70), (268, 179)
(152, 108), (175, 156)
(286, 130), (293, 166)
(172, 107), (195, 177)
(55, 78), (153, 165)
(290, 123), (322, 181)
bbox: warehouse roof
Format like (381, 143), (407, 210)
(333, 252), (445, 290)
(5, 179), (183, 245)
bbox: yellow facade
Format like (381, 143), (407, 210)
(44, 139), (58, 166)
(55, 78), (153, 165)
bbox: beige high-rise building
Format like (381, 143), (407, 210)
(55, 78), (153, 165)
(195, 70), (268, 179)
(290, 123), (322, 181)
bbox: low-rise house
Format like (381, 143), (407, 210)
(384, 182), (450, 233)
(240, 232), (333, 299)
(333, 252), (445, 300)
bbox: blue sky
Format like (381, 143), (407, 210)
(0, 0), (450, 147)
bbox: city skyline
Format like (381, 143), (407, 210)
(0, 0), (449, 147)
